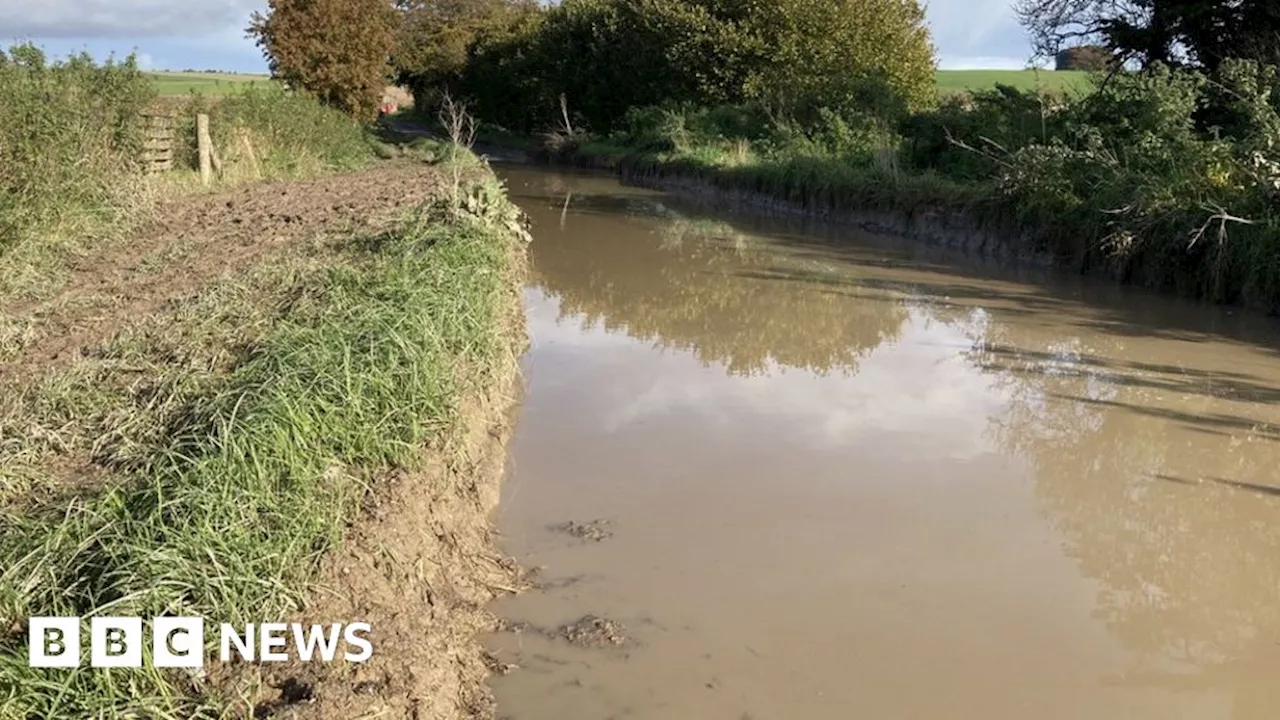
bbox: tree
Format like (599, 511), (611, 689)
(1017, 0), (1280, 72)
(394, 0), (538, 93)
(1055, 44), (1113, 71)
(248, 0), (398, 121)
(458, 0), (936, 133)
(736, 0), (936, 117)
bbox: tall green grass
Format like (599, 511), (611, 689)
(177, 85), (376, 179)
(0, 171), (526, 718)
(0, 44), (156, 256)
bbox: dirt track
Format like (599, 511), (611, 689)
(2, 162), (447, 385)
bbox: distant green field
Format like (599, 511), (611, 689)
(935, 69), (1094, 96)
(147, 68), (1091, 98)
(147, 71), (272, 96)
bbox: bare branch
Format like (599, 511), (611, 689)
(1188, 206), (1255, 249)
(438, 91), (476, 149)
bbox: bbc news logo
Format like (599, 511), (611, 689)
(28, 617), (372, 668)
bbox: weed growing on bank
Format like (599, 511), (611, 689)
(0, 162), (527, 718)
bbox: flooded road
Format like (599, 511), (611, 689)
(486, 166), (1280, 720)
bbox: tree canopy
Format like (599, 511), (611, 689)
(1017, 0), (1280, 71)
(393, 0), (538, 91)
(1055, 44), (1113, 71)
(451, 0), (936, 133)
(249, 0), (399, 121)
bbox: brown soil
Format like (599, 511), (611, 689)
(1, 162), (446, 387)
(234, 388), (524, 719)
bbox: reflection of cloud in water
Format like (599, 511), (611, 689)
(530, 291), (1011, 460)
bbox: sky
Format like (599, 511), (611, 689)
(0, 0), (1039, 73)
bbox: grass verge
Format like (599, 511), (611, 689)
(0, 162), (529, 718)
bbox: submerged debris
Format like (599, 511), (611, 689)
(559, 615), (630, 648)
(481, 651), (519, 676)
(552, 519), (613, 542)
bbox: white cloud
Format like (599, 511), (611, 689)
(925, 0), (1036, 68)
(529, 292), (1012, 461)
(0, 0), (265, 39)
(938, 55), (1053, 70)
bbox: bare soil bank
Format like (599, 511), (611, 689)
(240, 338), (526, 720)
(236, 245), (529, 720)
(617, 163), (1054, 267)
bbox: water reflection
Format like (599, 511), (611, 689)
(495, 167), (1280, 719)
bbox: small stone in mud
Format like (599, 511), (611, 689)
(552, 519), (613, 542)
(559, 615), (629, 648)
(352, 680), (385, 695)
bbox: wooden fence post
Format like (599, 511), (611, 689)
(197, 114), (213, 186)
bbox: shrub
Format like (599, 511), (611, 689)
(737, 0), (936, 117)
(989, 65), (1280, 300)
(456, 9), (556, 133)
(0, 44), (156, 256)
(396, 0), (540, 93)
(618, 104), (773, 153)
(765, 108), (897, 162)
(899, 84), (1065, 180)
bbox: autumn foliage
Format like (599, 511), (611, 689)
(249, 0), (398, 121)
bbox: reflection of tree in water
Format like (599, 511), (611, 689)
(528, 196), (910, 377)
(969, 323), (1280, 719)
(519, 171), (1280, 716)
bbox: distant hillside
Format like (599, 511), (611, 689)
(147, 71), (271, 96)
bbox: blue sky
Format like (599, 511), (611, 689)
(1, 0), (1039, 73)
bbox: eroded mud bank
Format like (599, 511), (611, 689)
(617, 163), (1054, 266)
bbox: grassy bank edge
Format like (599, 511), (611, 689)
(0, 159), (530, 718)
(515, 138), (1280, 313)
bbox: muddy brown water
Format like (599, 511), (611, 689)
(485, 166), (1280, 720)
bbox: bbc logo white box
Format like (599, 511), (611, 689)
(153, 617), (204, 668)
(91, 617), (143, 668)
(28, 617), (80, 668)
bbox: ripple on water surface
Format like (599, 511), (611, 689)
(486, 167), (1280, 720)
